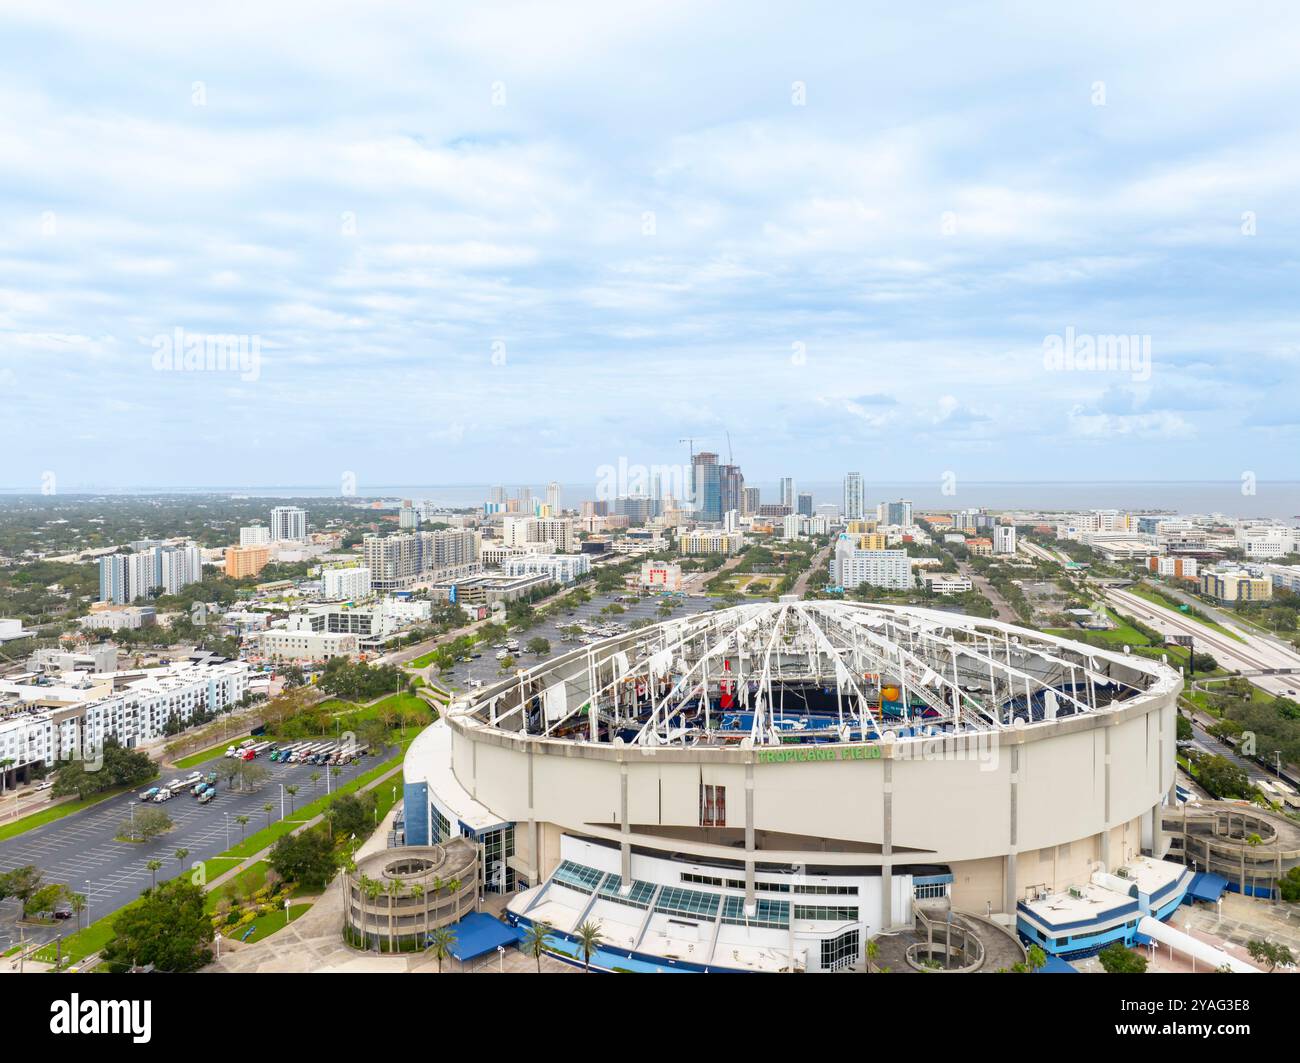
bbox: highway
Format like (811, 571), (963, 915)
(1101, 586), (1300, 700)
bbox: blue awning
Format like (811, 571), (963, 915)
(1185, 872), (1229, 903)
(1035, 954), (1079, 974)
(445, 913), (524, 962)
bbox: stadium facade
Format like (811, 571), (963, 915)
(404, 600), (1185, 971)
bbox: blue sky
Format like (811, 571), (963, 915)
(1, 1), (1298, 492)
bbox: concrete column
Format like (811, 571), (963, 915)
(527, 745), (538, 883)
(881, 755), (893, 929)
(744, 760), (756, 913)
(1004, 744), (1020, 915)
(619, 760), (631, 884)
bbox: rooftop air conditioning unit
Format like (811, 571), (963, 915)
(1068, 886), (1084, 899)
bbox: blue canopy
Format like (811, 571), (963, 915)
(1185, 872), (1229, 903)
(1035, 954), (1079, 974)
(444, 913), (524, 962)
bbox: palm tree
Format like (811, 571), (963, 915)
(146, 859), (163, 890)
(262, 802), (274, 830)
(446, 878), (462, 918)
(0, 757), (15, 796)
(285, 784), (299, 813)
(427, 927), (457, 972)
(410, 882), (427, 946)
(575, 919), (604, 973)
(69, 891), (87, 931)
(235, 814), (250, 841)
(386, 878), (401, 951)
(174, 847), (190, 872)
(522, 920), (553, 973)
(310, 771), (322, 793)
(865, 937), (879, 972)
(362, 876), (384, 952)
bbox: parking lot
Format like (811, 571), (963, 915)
(0, 741), (392, 951)
(427, 591), (716, 694)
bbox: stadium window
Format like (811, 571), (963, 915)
(699, 783), (726, 827)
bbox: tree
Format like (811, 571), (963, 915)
(52, 737), (156, 801)
(522, 920), (553, 973)
(1026, 944), (1047, 973)
(865, 937), (879, 972)
(1176, 715), (1193, 742)
(575, 919), (604, 972)
(121, 806), (173, 842)
(1280, 866), (1300, 904)
(285, 784), (299, 813)
(174, 847), (190, 871)
(235, 814), (250, 841)
(104, 878), (213, 972)
(326, 792), (377, 840)
(1246, 939), (1294, 972)
(27, 882), (70, 920)
(525, 637), (551, 656)
(427, 926), (456, 972)
(0, 865), (43, 914)
(410, 882), (427, 946)
(262, 802), (274, 831)
(310, 770), (322, 793)
(146, 859), (163, 890)
(267, 830), (336, 890)
(1098, 941), (1147, 973)
(69, 891), (87, 931)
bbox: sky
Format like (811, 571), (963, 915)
(1, 1), (1298, 494)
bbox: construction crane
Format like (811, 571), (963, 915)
(678, 437), (703, 462)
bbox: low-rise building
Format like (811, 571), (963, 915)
(1200, 570), (1272, 603)
(259, 629), (359, 662)
(680, 530), (745, 556)
(502, 553), (591, 584)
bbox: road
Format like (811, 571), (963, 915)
(793, 540), (834, 597)
(1101, 586), (1300, 699)
(956, 560), (1018, 622)
(0, 742), (390, 952)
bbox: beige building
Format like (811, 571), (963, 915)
(403, 602), (1181, 972)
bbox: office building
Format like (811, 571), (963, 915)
(797, 492), (814, 517)
(829, 535), (912, 590)
(779, 477), (796, 511)
(270, 505), (308, 543)
(692, 452), (723, 522)
(843, 473), (864, 521)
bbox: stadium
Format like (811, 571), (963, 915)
(403, 598), (1195, 972)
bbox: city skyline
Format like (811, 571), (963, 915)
(3, 3), (1299, 487)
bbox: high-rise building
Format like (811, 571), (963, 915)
(741, 486), (761, 517)
(843, 473), (864, 521)
(797, 492), (814, 517)
(719, 464), (745, 520)
(993, 524), (1017, 555)
(490, 485), (507, 505)
(692, 452), (723, 522)
(363, 530), (480, 592)
(829, 535), (912, 590)
(779, 477), (796, 511)
(270, 505), (308, 543)
(546, 481), (562, 513)
(884, 499), (913, 527)
(399, 501), (420, 530)
(320, 566), (373, 600)
(99, 543), (203, 604)
(225, 544), (271, 579)
(240, 525), (271, 547)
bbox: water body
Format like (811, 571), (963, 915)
(5, 481), (1296, 522)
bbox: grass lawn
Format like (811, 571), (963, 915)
(239, 902), (311, 943)
(0, 783), (142, 843)
(1127, 583), (1245, 642)
(173, 739), (247, 770)
(206, 860), (271, 911)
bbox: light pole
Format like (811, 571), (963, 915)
(224, 812), (230, 848)
(497, 944), (505, 972)
(280, 784), (285, 820)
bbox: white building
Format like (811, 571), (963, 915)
(779, 477), (797, 511)
(259, 629), (359, 662)
(921, 572), (974, 595)
(843, 472), (864, 522)
(79, 606), (157, 632)
(993, 524), (1017, 555)
(829, 535), (912, 590)
(319, 566), (373, 601)
(502, 554), (591, 584)
(240, 525), (272, 547)
(0, 660), (249, 773)
(270, 505), (308, 543)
